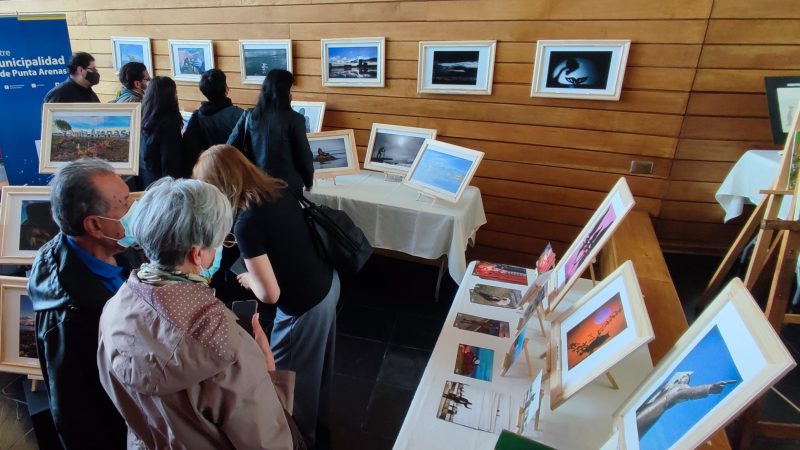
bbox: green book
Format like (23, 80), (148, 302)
(494, 430), (557, 450)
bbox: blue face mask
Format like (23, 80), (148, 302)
(201, 245), (223, 279)
(97, 200), (139, 248)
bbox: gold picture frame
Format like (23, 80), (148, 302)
(307, 129), (360, 179)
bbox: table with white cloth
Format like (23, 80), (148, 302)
(715, 149), (791, 222)
(393, 262), (655, 450)
(306, 171), (487, 284)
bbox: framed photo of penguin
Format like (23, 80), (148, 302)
(531, 40), (631, 101)
(0, 186), (56, 264)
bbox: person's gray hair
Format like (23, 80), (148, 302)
(49, 158), (117, 236)
(130, 177), (232, 269)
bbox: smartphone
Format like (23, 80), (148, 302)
(230, 257), (247, 276)
(231, 300), (258, 335)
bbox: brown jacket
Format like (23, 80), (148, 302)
(97, 272), (295, 450)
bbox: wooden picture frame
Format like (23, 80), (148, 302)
(168, 39), (215, 83)
(0, 187), (55, 264)
(531, 40), (631, 101)
(0, 276), (41, 377)
(765, 76), (800, 145)
(307, 129), (360, 179)
(402, 139), (484, 203)
(291, 101), (326, 133)
(238, 39), (292, 85)
(417, 40), (496, 95)
(364, 123), (437, 175)
(546, 177), (635, 313)
(110, 36), (153, 75)
(613, 278), (796, 450)
(549, 261), (654, 409)
(321, 37), (385, 88)
(39, 103), (141, 175)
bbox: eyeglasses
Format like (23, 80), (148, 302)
(222, 233), (237, 248)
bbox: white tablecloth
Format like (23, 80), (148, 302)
(393, 262), (655, 450)
(306, 171), (487, 283)
(715, 150), (792, 222)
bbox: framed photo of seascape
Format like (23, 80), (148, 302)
(110, 36), (152, 74)
(0, 276), (41, 377)
(0, 186), (57, 264)
(765, 76), (800, 145)
(364, 123), (437, 175)
(549, 261), (654, 409)
(321, 37), (385, 88)
(403, 139), (484, 203)
(306, 129), (360, 179)
(418, 41), (496, 95)
(239, 40), (292, 85)
(291, 101), (326, 133)
(168, 39), (215, 83)
(39, 103), (141, 175)
(613, 278), (796, 450)
(531, 40), (631, 101)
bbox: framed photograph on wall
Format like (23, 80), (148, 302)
(168, 39), (215, 83)
(321, 37), (385, 88)
(765, 76), (800, 145)
(531, 40), (631, 101)
(364, 123), (437, 175)
(0, 276), (41, 377)
(549, 261), (654, 409)
(110, 36), (153, 74)
(239, 39), (292, 85)
(403, 139), (484, 203)
(291, 101), (326, 133)
(613, 278), (796, 450)
(306, 129), (360, 178)
(418, 41), (496, 95)
(39, 103), (141, 175)
(0, 187), (56, 264)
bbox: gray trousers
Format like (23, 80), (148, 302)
(271, 270), (339, 447)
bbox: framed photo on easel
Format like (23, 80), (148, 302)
(0, 276), (41, 377)
(364, 123), (437, 176)
(403, 139), (484, 203)
(307, 129), (360, 179)
(0, 186), (57, 264)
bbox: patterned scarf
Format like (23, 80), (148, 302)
(137, 262), (209, 287)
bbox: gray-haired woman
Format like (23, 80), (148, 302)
(96, 177), (303, 450)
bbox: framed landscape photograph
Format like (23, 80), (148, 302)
(0, 276), (41, 377)
(306, 129), (360, 178)
(291, 101), (326, 133)
(613, 278), (796, 450)
(239, 39), (292, 85)
(418, 41), (496, 95)
(403, 139), (484, 203)
(110, 36), (152, 74)
(321, 37), (385, 88)
(364, 123), (437, 175)
(765, 76), (800, 145)
(549, 261), (654, 409)
(39, 103), (141, 175)
(531, 40), (631, 101)
(0, 186), (56, 264)
(168, 39), (215, 83)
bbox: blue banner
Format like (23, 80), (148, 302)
(0, 14), (72, 185)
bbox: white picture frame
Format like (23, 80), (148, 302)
(0, 187), (56, 264)
(0, 276), (41, 377)
(403, 139), (484, 204)
(321, 37), (385, 88)
(307, 129), (360, 179)
(418, 40), (496, 95)
(168, 39), (215, 83)
(110, 36), (153, 75)
(291, 101), (326, 133)
(364, 123), (437, 175)
(238, 39), (293, 85)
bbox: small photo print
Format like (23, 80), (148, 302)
(437, 380), (511, 433)
(19, 200), (57, 251)
(454, 344), (494, 381)
(432, 50), (480, 86)
(19, 294), (37, 359)
(453, 313), (510, 338)
(469, 284), (522, 309)
(473, 261), (529, 285)
(545, 51), (613, 90)
(310, 137), (348, 170)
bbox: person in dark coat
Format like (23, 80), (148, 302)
(138, 76), (183, 189)
(43, 52), (101, 103)
(227, 69), (313, 194)
(109, 61), (150, 104)
(181, 68), (244, 178)
(27, 158), (144, 450)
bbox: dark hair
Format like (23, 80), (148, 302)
(119, 62), (148, 89)
(68, 52), (95, 75)
(199, 68), (227, 103)
(251, 69), (293, 121)
(50, 158), (115, 236)
(141, 76), (180, 134)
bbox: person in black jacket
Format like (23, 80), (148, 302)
(27, 158), (144, 450)
(228, 69), (313, 194)
(43, 52), (101, 103)
(182, 68), (244, 178)
(138, 76), (183, 189)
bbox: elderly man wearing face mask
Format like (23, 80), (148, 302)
(43, 51), (101, 103)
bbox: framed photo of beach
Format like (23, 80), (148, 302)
(364, 123), (437, 175)
(168, 39), (215, 83)
(549, 261), (654, 409)
(321, 37), (385, 88)
(418, 41), (496, 95)
(306, 129), (360, 179)
(613, 278), (796, 450)
(0, 186), (56, 264)
(291, 101), (326, 133)
(0, 276), (41, 377)
(239, 39), (292, 85)
(403, 139), (484, 203)
(110, 36), (153, 75)
(39, 103), (141, 175)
